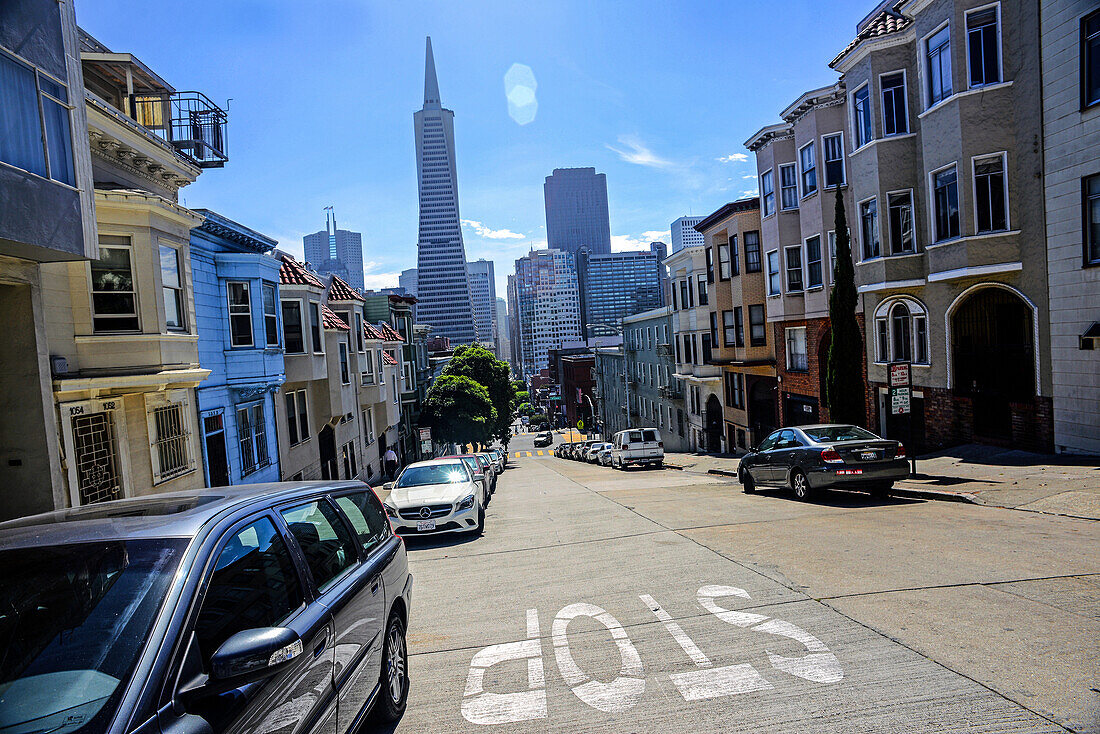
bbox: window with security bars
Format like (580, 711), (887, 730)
(237, 402), (269, 476)
(151, 403), (191, 481)
(72, 412), (123, 505)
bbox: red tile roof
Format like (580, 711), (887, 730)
(279, 255), (324, 288)
(378, 322), (404, 342)
(830, 10), (913, 68)
(363, 322), (385, 341)
(328, 274), (364, 302)
(382, 351), (398, 366)
(321, 304), (350, 331)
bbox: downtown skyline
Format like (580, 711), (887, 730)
(77, 0), (877, 297)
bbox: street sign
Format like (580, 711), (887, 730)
(891, 387), (911, 415)
(420, 439), (432, 454)
(576, 418), (585, 430)
(888, 361), (912, 415)
(888, 362), (910, 388)
(419, 427), (431, 441)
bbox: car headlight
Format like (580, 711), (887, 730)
(383, 503), (398, 518)
(457, 495), (475, 511)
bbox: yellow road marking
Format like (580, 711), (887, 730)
(537, 450), (544, 456)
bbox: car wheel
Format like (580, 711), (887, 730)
(741, 471), (756, 494)
(476, 503), (485, 535)
(370, 613), (409, 724)
(790, 470), (811, 501)
(870, 482), (893, 499)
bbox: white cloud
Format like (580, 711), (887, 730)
(606, 134), (674, 169)
(363, 271), (402, 291)
(717, 153), (749, 163)
(462, 219), (525, 239)
(740, 189), (759, 197)
(641, 229), (671, 243)
(611, 231), (669, 251)
(742, 174), (758, 179)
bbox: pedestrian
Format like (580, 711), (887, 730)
(384, 447), (398, 479)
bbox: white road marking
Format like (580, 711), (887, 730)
(669, 664), (774, 700)
(640, 593), (711, 667)
(697, 585), (769, 628)
(552, 602), (645, 713)
(461, 609), (547, 725)
(753, 619), (844, 684)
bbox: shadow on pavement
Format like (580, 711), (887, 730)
(748, 486), (923, 509)
(399, 531), (482, 552)
(919, 443), (1100, 468)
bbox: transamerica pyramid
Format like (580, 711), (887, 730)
(413, 37), (478, 344)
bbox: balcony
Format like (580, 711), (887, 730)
(131, 91), (228, 168)
(658, 384), (683, 400)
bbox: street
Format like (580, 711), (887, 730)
(387, 432), (1100, 733)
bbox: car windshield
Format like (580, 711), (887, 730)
(0, 539), (187, 734)
(397, 463), (469, 487)
(802, 425), (881, 442)
(459, 456), (481, 474)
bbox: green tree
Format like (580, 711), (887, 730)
(515, 390), (529, 404)
(825, 186), (868, 426)
(517, 402), (534, 416)
(420, 374), (496, 447)
(443, 345), (516, 445)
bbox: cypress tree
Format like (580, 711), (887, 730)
(825, 185), (867, 426)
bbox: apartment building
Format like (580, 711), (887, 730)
(830, 0), (1050, 452)
(512, 248), (583, 380)
(621, 307), (688, 450)
(746, 84), (860, 430)
(1040, 0), (1100, 454)
(694, 199), (779, 451)
(666, 244), (723, 451)
(593, 347), (626, 437)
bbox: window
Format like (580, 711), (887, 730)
(749, 304), (766, 347)
(967, 6), (1000, 88)
(729, 234), (740, 276)
(722, 310), (736, 347)
(91, 239), (139, 332)
(761, 169), (775, 216)
(705, 247), (715, 283)
(262, 284), (278, 346)
(160, 246), (184, 331)
(785, 246), (803, 292)
(309, 302), (323, 353)
(285, 390), (305, 445)
(888, 192), (915, 254)
(149, 399), (191, 482)
(873, 298), (930, 364)
(718, 242), (732, 279)
(744, 232), (762, 272)
(881, 72), (908, 136)
(281, 300), (305, 353)
(280, 501), (357, 592)
(1086, 174), (1100, 265)
(701, 333), (712, 364)
(734, 306), (745, 347)
(0, 51), (75, 185)
(724, 372), (744, 409)
(927, 25), (953, 106)
(679, 280), (689, 310)
(237, 402), (269, 476)
(974, 154), (1007, 233)
(227, 282), (253, 347)
(766, 250), (781, 295)
(933, 165), (960, 241)
(891, 304), (912, 362)
(853, 84), (873, 148)
(823, 134), (845, 188)
(1085, 10), (1100, 109)
(780, 163), (799, 209)
(339, 341), (350, 384)
(195, 517), (304, 661)
(876, 318), (889, 363)
(799, 142), (817, 197)
(362, 343), (376, 384)
(806, 236), (823, 288)
(860, 198), (881, 260)
(709, 311), (719, 348)
(786, 327), (808, 372)
(341, 442), (357, 480)
(697, 274), (708, 305)
(828, 231), (837, 281)
(334, 491), (391, 555)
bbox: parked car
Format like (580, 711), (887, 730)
(586, 442), (611, 462)
(0, 481), (413, 734)
(597, 445), (613, 465)
(737, 424), (909, 500)
(490, 448), (506, 472)
(386, 458), (488, 533)
(573, 440), (597, 460)
(476, 453), (499, 492)
(611, 428), (665, 469)
(442, 454), (492, 498)
(533, 430), (554, 447)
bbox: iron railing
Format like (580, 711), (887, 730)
(131, 91), (228, 168)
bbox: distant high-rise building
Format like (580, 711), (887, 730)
(576, 244), (664, 338)
(670, 216), (705, 252)
(414, 37), (478, 344)
(399, 267), (418, 297)
(495, 297), (511, 364)
(512, 249), (582, 379)
(544, 167), (611, 257)
(303, 209), (364, 291)
(650, 241), (670, 302)
(466, 259), (497, 347)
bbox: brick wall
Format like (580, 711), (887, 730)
(896, 385), (1054, 454)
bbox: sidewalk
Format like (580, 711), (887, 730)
(664, 444), (1100, 519)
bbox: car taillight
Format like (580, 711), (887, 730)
(896, 442), (906, 459)
(821, 447), (844, 464)
(658, 441), (663, 448)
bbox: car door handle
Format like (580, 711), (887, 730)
(371, 579), (381, 595)
(314, 629), (328, 658)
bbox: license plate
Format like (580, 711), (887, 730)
(416, 519), (436, 531)
(860, 451), (877, 461)
(837, 469), (863, 475)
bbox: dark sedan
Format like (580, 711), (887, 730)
(738, 424), (909, 500)
(0, 481), (412, 734)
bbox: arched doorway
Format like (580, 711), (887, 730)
(748, 378), (777, 446)
(705, 394), (723, 453)
(951, 286), (1035, 439)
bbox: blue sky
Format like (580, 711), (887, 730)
(78, 0), (872, 296)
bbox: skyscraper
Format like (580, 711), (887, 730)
(399, 267), (418, 297)
(575, 244), (664, 337)
(303, 209), (365, 291)
(670, 216), (705, 252)
(414, 37), (477, 344)
(512, 249), (582, 379)
(466, 259), (497, 347)
(544, 167), (611, 257)
(495, 297), (511, 364)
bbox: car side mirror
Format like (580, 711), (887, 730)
(210, 627), (303, 684)
(382, 481), (394, 491)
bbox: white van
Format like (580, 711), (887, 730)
(611, 428), (664, 469)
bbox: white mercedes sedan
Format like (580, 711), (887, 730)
(383, 458), (486, 536)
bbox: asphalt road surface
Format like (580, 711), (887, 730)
(383, 432), (1099, 733)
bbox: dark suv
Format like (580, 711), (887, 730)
(0, 481), (413, 734)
